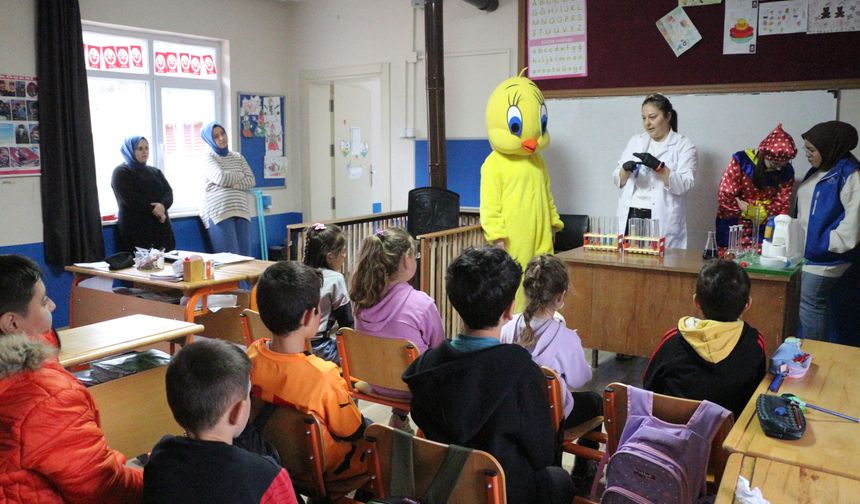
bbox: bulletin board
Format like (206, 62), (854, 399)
(518, 0), (860, 97)
(237, 92), (286, 188)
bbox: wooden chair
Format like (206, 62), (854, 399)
(363, 423), (506, 504)
(250, 398), (367, 503)
(335, 327), (419, 410)
(539, 367), (606, 463)
(239, 308), (272, 346)
(603, 382), (735, 493)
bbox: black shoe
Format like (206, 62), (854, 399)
(571, 459), (599, 498)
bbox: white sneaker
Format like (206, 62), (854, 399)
(388, 412), (415, 434)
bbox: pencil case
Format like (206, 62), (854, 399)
(769, 337), (812, 379)
(756, 394), (806, 440)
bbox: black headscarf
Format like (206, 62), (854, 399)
(802, 121), (858, 173)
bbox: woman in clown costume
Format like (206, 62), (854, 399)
(715, 124), (797, 249)
(480, 71), (563, 310)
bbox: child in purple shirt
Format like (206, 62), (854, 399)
(349, 227), (445, 431)
(500, 254), (601, 492)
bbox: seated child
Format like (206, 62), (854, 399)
(143, 338), (299, 503)
(0, 254), (142, 502)
(500, 254), (601, 489)
(303, 222), (353, 364)
(350, 227), (445, 431)
(249, 261), (369, 482)
(643, 259), (767, 419)
(403, 247), (574, 504)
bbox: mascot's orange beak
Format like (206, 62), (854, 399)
(521, 138), (537, 153)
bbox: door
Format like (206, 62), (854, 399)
(332, 81), (374, 218)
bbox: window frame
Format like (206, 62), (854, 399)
(83, 23), (223, 219)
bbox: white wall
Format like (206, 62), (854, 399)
(0, 0), (300, 247)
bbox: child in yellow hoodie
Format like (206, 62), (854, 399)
(643, 259), (766, 419)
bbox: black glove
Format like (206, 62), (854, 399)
(622, 161), (637, 173)
(633, 152), (662, 169)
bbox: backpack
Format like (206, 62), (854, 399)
(601, 386), (731, 504)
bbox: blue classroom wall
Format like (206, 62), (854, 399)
(414, 139), (490, 207)
(0, 211), (302, 329)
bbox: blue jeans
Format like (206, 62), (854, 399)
(207, 217), (251, 256)
(799, 271), (840, 341)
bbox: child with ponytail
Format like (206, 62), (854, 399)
(303, 223), (353, 364)
(500, 254), (601, 490)
(350, 227), (445, 431)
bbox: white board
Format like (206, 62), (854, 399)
(543, 91), (837, 250)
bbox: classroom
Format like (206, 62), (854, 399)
(1, 0), (859, 502)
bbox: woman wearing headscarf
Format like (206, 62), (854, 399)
(715, 124), (797, 249)
(200, 121), (256, 255)
(111, 136), (176, 253)
(796, 121), (860, 341)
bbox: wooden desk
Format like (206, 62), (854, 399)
(58, 315), (205, 367)
(723, 340), (860, 480)
(556, 247), (800, 357)
(716, 453), (860, 503)
(65, 260), (273, 328)
(89, 365), (182, 457)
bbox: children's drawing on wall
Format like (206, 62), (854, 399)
(656, 6), (703, 57)
(724, 0), (759, 54)
(0, 74), (40, 177)
(760, 0), (809, 35)
(262, 96), (283, 155)
(263, 152), (287, 179)
(240, 95), (264, 138)
(808, 0), (860, 33)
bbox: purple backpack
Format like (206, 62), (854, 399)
(601, 386), (731, 504)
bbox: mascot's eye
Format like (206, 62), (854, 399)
(506, 106), (523, 137)
(540, 104), (548, 134)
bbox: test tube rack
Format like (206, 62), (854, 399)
(583, 232), (623, 252)
(622, 235), (666, 256)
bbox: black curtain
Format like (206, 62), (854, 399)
(37, 0), (104, 265)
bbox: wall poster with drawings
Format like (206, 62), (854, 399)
(237, 92), (286, 187)
(0, 74), (40, 177)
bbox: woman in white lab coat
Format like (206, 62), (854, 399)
(612, 94), (698, 249)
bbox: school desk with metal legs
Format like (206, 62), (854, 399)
(65, 260), (273, 341)
(556, 247), (800, 358)
(722, 339), (860, 481)
(58, 314), (204, 367)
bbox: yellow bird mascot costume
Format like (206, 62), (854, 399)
(480, 71), (563, 310)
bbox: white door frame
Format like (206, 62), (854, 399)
(301, 63), (390, 221)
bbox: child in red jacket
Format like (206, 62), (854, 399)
(0, 254), (142, 503)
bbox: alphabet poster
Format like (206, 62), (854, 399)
(0, 74), (40, 177)
(527, 0), (588, 79)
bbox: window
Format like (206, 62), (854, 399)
(84, 27), (222, 217)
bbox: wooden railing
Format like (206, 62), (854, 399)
(417, 224), (487, 337)
(286, 209), (480, 284)
(286, 210), (482, 337)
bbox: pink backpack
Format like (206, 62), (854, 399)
(601, 386), (731, 504)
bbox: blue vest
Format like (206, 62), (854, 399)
(803, 156), (860, 265)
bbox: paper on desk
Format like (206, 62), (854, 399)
(73, 261), (111, 271)
(735, 476), (770, 504)
(165, 250), (253, 265)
